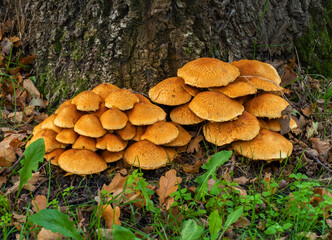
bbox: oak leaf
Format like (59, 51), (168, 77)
(183, 160), (203, 174)
(102, 173), (127, 194)
(187, 135), (204, 153)
(156, 169), (182, 204)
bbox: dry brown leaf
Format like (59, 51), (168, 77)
(7, 112), (24, 123)
(208, 178), (215, 191)
(96, 228), (112, 240)
(182, 160), (203, 174)
(101, 205), (121, 229)
(0, 176), (6, 188)
(187, 135), (204, 153)
(6, 172), (43, 194)
(281, 65), (298, 87)
(32, 195), (47, 212)
(37, 228), (64, 240)
(297, 232), (318, 240)
(24, 105), (35, 115)
(233, 217), (250, 228)
(310, 138), (331, 155)
(233, 186), (247, 196)
(12, 212), (26, 223)
(20, 54), (37, 65)
(301, 106), (313, 117)
(1, 38), (13, 55)
(328, 152), (332, 163)
(156, 169), (182, 204)
(102, 173), (127, 194)
(233, 176), (249, 185)
(23, 79), (40, 97)
(326, 219), (332, 228)
(0, 138), (16, 167)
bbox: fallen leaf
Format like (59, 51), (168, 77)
(37, 228), (64, 240)
(297, 115), (307, 129)
(101, 205), (121, 229)
(32, 195), (47, 212)
(233, 186), (247, 196)
(6, 172), (44, 194)
(102, 173), (127, 194)
(23, 79), (40, 97)
(156, 169), (182, 204)
(20, 54), (36, 65)
(12, 212), (26, 223)
(207, 178), (215, 191)
(297, 232), (318, 240)
(183, 160), (203, 174)
(7, 112), (24, 123)
(0, 176), (6, 188)
(310, 138), (331, 155)
(306, 122), (319, 139)
(187, 135), (204, 153)
(24, 105), (35, 115)
(281, 65), (298, 87)
(0, 138), (17, 167)
(30, 97), (46, 108)
(233, 216), (250, 228)
(301, 106), (313, 117)
(1, 38), (13, 55)
(233, 176), (249, 185)
(326, 219), (332, 228)
(96, 228), (112, 240)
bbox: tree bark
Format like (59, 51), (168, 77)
(6, 0), (329, 108)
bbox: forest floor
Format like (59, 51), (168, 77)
(0, 20), (331, 240)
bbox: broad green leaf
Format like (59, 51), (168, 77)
(221, 206), (243, 236)
(112, 225), (140, 240)
(180, 219), (204, 240)
(209, 210), (223, 240)
(29, 209), (84, 240)
(194, 151), (232, 200)
(18, 138), (45, 196)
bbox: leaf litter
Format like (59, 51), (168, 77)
(0, 20), (331, 240)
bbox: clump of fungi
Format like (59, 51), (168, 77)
(28, 58), (296, 174)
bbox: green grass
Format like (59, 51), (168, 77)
(1, 145), (331, 240)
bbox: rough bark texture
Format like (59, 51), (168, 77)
(6, 0), (330, 109)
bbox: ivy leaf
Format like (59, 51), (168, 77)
(194, 151), (232, 201)
(17, 138), (45, 196)
(209, 210), (223, 240)
(29, 209), (84, 240)
(180, 219), (204, 240)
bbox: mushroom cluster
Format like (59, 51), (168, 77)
(149, 58), (295, 162)
(27, 83), (190, 174)
(28, 58), (295, 174)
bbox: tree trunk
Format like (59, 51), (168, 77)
(7, 0), (330, 109)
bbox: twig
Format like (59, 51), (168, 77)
(0, 155), (24, 176)
(304, 151), (332, 174)
(60, 196), (94, 206)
